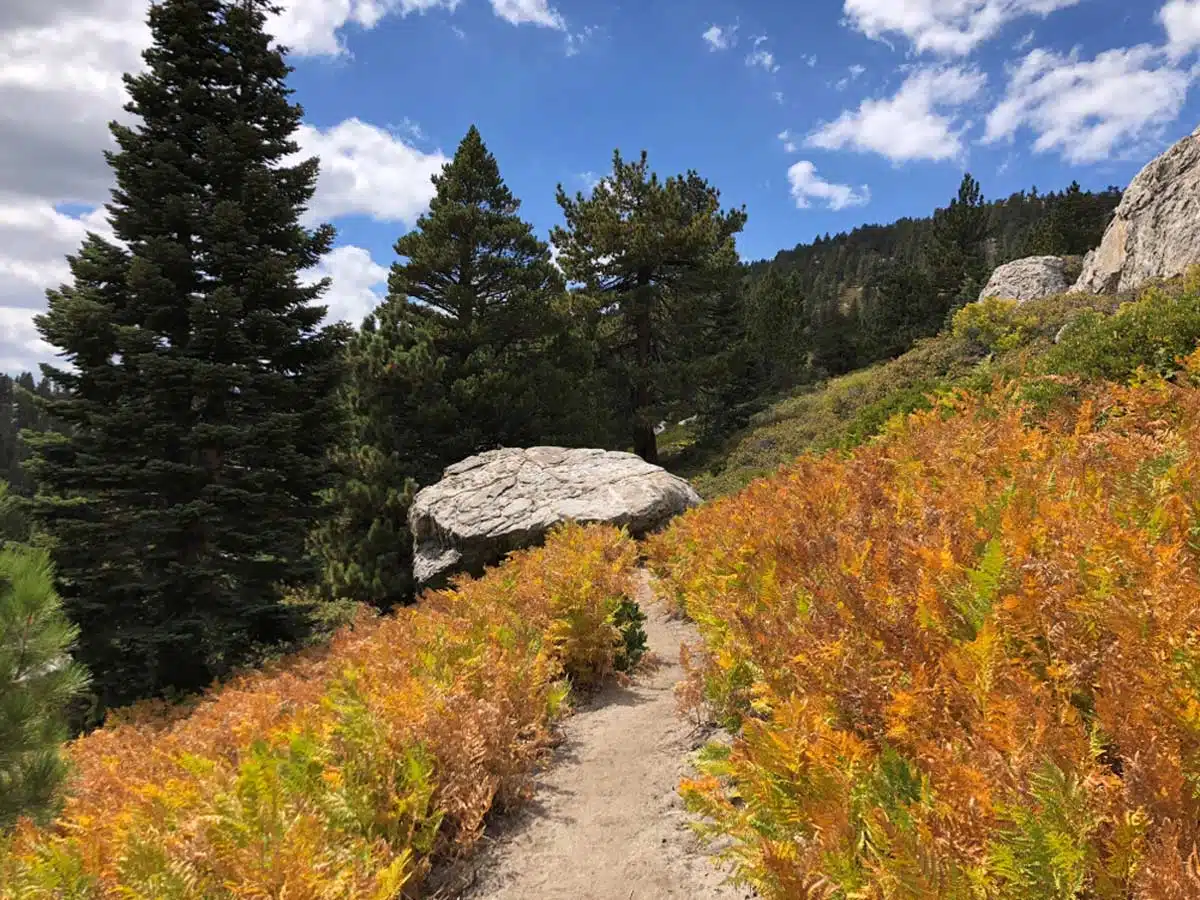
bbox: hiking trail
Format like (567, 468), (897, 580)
(436, 571), (753, 900)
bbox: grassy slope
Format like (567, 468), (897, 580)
(669, 287), (1144, 499)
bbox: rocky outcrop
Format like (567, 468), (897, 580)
(409, 447), (702, 589)
(978, 256), (1070, 303)
(1072, 124), (1200, 294)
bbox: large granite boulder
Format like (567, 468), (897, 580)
(1072, 124), (1200, 294)
(978, 256), (1070, 304)
(409, 447), (702, 589)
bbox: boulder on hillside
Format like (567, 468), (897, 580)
(409, 446), (702, 589)
(978, 255), (1070, 304)
(1072, 124), (1200, 294)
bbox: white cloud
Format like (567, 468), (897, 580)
(746, 34), (779, 72)
(0, 199), (118, 373)
(304, 244), (388, 327)
(703, 23), (737, 50)
(778, 129), (799, 153)
(489, 0), (565, 29)
(1160, 0), (1200, 58)
(273, 0), (573, 55)
(842, 0), (1083, 56)
(747, 47), (779, 72)
(983, 45), (1193, 163)
(270, 0), (461, 57)
(835, 62), (868, 90)
(296, 119), (448, 224)
(808, 66), (986, 162)
(787, 161), (870, 211)
(0, 0), (451, 373)
(0, 0), (147, 207)
(1014, 29), (1036, 50)
(565, 24), (598, 56)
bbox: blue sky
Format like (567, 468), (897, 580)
(289, 0), (1197, 264)
(3, 0), (1200, 372)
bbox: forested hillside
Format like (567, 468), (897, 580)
(735, 178), (1121, 391)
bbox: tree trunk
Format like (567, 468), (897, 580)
(633, 420), (658, 465)
(631, 273), (658, 465)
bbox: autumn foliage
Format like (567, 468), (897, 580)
(0, 523), (638, 898)
(649, 355), (1200, 898)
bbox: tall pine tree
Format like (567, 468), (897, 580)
(929, 173), (990, 310)
(314, 126), (607, 607)
(551, 152), (746, 463)
(23, 0), (347, 713)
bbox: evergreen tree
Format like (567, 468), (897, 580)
(0, 374), (65, 496)
(551, 151), (746, 463)
(23, 0), (347, 713)
(1022, 181), (1119, 257)
(691, 283), (770, 444)
(743, 266), (811, 390)
(315, 126), (606, 607)
(0, 482), (29, 549)
(929, 173), (991, 309)
(858, 261), (940, 361)
(0, 528), (90, 828)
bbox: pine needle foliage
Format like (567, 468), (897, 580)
(650, 349), (1200, 899)
(0, 524), (639, 897)
(22, 0), (349, 713)
(0, 545), (90, 830)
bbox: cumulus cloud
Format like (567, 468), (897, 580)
(297, 119), (447, 224)
(787, 161), (870, 210)
(271, 0), (460, 56)
(842, 0), (1083, 56)
(984, 45), (1193, 163)
(0, 200), (117, 372)
(1160, 0), (1200, 58)
(304, 244), (389, 328)
(272, 0), (574, 57)
(0, 0), (457, 373)
(488, 0), (565, 29)
(808, 66), (986, 162)
(778, 130), (799, 153)
(703, 23), (737, 50)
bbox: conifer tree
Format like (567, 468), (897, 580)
(23, 0), (347, 712)
(315, 126), (606, 607)
(929, 173), (990, 309)
(551, 152), (746, 463)
(0, 527), (89, 828)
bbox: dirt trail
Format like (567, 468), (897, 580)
(442, 572), (750, 900)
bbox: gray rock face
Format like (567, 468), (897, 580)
(978, 256), (1070, 304)
(1072, 124), (1200, 294)
(409, 447), (702, 589)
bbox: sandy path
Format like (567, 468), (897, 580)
(437, 572), (751, 900)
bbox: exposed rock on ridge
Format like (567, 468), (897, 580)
(1073, 124), (1200, 294)
(410, 447), (701, 589)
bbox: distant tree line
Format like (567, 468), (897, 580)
(0, 0), (1126, 827)
(738, 177), (1122, 386)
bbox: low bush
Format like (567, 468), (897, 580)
(1046, 276), (1200, 381)
(649, 354), (1200, 898)
(0, 523), (639, 898)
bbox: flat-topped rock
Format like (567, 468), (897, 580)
(409, 447), (702, 589)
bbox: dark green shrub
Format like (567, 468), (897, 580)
(1046, 284), (1200, 380)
